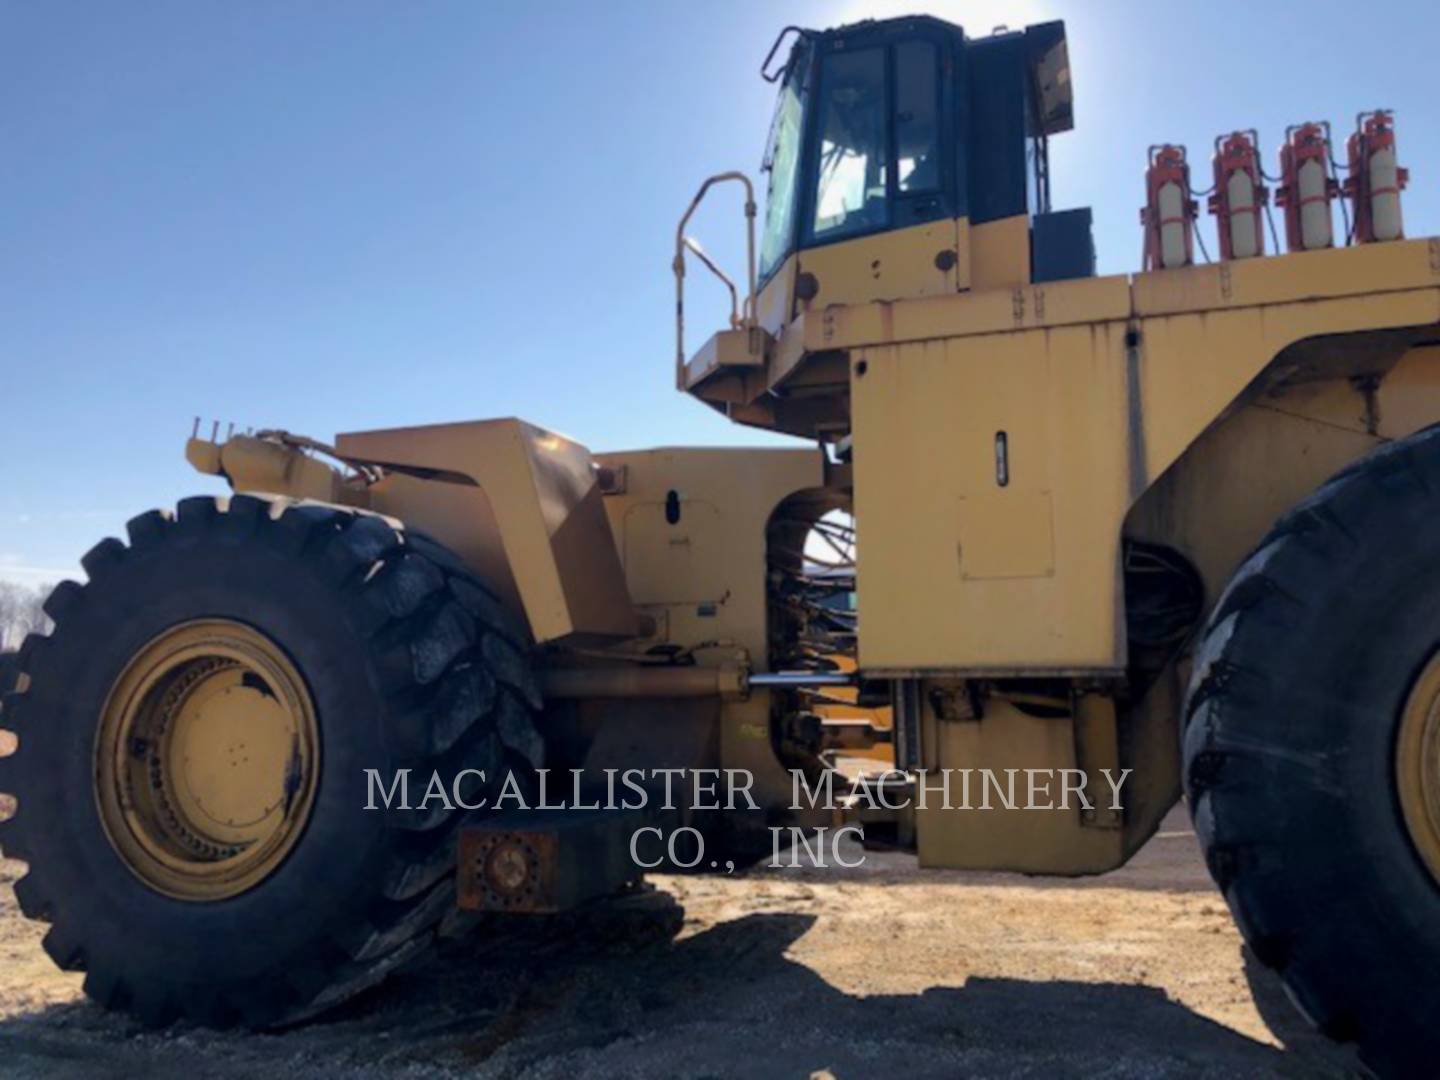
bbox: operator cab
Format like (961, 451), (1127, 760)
(757, 17), (1088, 324)
(674, 16), (1090, 437)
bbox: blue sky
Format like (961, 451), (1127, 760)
(3, 0), (1439, 585)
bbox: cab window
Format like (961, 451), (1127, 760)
(759, 62), (807, 281)
(810, 47), (888, 241)
(896, 40), (940, 193)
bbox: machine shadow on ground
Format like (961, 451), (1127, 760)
(0, 882), (1335, 1079)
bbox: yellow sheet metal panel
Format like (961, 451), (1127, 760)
(622, 499), (729, 605)
(795, 217), (964, 311)
(1131, 236), (1440, 316)
(594, 446), (825, 809)
(915, 678), (1186, 874)
(766, 309), (812, 388)
(798, 273), (1132, 356)
(1136, 289), (1440, 485)
(812, 238), (1436, 352)
(701, 233), (1440, 452)
(1128, 342), (1440, 622)
(1127, 401), (1381, 608)
(969, 214), (1030, 291)
(338, 419), (638, 645)
(853, 324), (1132, 672)
(1377, 344), (1440, 436)
(754, 253), (796, 337)
(197, 435), (345, 504)
(363, 470), (529, 630)
(957, 490), (1054, 579)
(682, 329), (768, 407)
(750, 259), (1133, 409)
(736, 236), (1437, 430)
(854, 280), (1440, 672)
(593, 446), (823, 668)
(915, 698), (1123, 873)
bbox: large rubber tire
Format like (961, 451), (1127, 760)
(1183, 425), (1440, 1076)
(0, 494), (542, 1028)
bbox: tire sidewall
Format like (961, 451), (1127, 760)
(1190, 453), (1440, 1058)
(20, 527), (401, 985)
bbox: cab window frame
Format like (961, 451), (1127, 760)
(797, 24), (962, 252)
(757, 40), (814, 284)
(807, 44), (891, 245)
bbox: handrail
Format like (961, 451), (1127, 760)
(682, 236), (741, 330)
(761, 26), (807, 83)
(673, 171), (757, 389)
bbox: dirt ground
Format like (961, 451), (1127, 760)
(0, 802), (1355, 1080)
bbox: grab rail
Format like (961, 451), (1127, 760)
(682, 236), (741, 331)
(673, 171), (757, 388)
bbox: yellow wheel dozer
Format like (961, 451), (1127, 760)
(3, 14), (1440, 1073)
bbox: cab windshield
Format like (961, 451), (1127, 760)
(758, 54), (807, 282)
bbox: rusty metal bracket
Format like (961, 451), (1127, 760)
(457, 808), (657, 914)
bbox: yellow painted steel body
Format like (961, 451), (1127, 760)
(186, 427), (832, 824)
(697, 212), (1034, 436)
(795, 218), (966, 309)
(338, 419), (639, 646)
(693, 237), (1440, 672)
(589, 446), (825, 808)
(185, 233), (1440, 876)
(684, 232), (1440, 872)
(94, 619), (320, 901)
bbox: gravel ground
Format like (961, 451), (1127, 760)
(0, 802), (1357, 1079)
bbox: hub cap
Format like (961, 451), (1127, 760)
(94, 619), (319, 901)
(1398, 649), (1440, 885)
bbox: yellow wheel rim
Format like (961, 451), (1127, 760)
(94, 619), (320, 901)
(1398, 650), (1440, 885)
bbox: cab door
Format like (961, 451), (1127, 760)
(793, 29), (967, 310)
